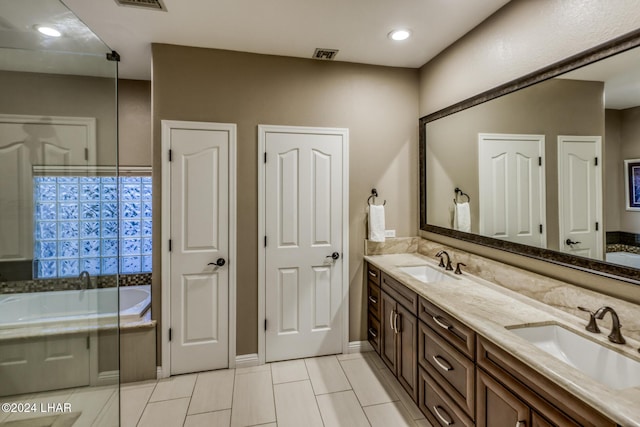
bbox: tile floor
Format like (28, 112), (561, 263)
(122, 351), (434, 427)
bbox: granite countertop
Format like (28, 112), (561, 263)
(365, 252), (640, 427)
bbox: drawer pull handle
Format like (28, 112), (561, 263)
(432, 315), (452, 330)
(368, 296), (378, 304)
(433, 405), (453, 425)
(432, 355), (453, 372)
(390, 310), (395, 333)
(368, 328), (377, 338)
(394, 312), (400, 334)
(516, 421), (526, 427)
(368, 270), (377, 278)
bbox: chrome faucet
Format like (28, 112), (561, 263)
(435, 250), (453, 271)
(79, 271), (91, 290)
(594, 306), (626, 345)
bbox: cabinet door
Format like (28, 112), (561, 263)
(380, 291), (397, 372)
(396, 303), (418, 402)
(477, 369), (530, 427)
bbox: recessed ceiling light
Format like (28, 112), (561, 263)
(36, 26), (61, 37)
(388, 29), (411, 41)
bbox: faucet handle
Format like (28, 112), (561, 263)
(454, 263), (466, 275)
(577, 306), (600, 334)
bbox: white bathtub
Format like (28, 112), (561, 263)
(0, 285), (151, 330)
(606, 252), (640, 269)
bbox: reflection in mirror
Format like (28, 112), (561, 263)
(0, 0), (120, 424)
(422, 35), (640, 283)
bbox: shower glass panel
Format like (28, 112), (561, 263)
(0, 1), (119, 425)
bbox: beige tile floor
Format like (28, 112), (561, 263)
(122, 351), (434, 427)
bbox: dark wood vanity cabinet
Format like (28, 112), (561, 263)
(477, 338), (616, 427)
(378, 271), (419, 401)
(365, 263), (618, 427)
(366, 263), (381, 353)
(418, 296), (476, 426)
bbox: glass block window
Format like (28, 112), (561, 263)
(33, 176), (152, 278)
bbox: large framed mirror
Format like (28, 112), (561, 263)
(420, 29), (640, 285)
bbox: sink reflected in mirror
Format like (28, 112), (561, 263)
(508, 323), (640, 390)
(397, 265), (450, 283)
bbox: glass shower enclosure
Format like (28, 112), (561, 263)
(0, 0), (120, 425)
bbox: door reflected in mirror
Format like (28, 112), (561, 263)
(422, 43), (640, 276)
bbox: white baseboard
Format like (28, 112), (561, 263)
(347, 341), (373, 353)
(96, 370), (120, 386)
(235, 353), (259, 368)
(156, 366), (168, 379)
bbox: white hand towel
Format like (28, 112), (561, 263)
(454, 202), (471, 233)
(368, 204), (386, 242)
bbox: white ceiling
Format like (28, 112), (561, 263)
(60, 0), (511, 80)
(560, 47), (640, 109)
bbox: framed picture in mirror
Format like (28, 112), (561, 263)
(625, 159), (640, 211)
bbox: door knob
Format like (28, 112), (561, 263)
(326, 252), (340, 260)
(565, 239), (581, 246)
(208, 258), (226, 267)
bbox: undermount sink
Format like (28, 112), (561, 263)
(509, 323), (640, 390)
(397, 265), (449, 283)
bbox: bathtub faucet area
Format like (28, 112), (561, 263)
(79, 270), (92, 289)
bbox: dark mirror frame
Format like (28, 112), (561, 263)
(419, 29), (640, 286)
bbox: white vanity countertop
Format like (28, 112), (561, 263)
(365, 253), (640, 427)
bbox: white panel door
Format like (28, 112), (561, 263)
(478, 133), (546, 247)
(0, 115), (95, 261)
(169, 125), (231, 375)
(264, 128), (345, 362)
(558, 136), (602, 259)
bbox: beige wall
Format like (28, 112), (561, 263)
(118, 79), (152, 166)
(0, 70), (117, 164)
(426, 78), (603, 250)
(419, 0), (640, 303)
(419, 0), (640, 116)
(621, 107), (640, 232)
(605, 109), (623, 231)
(152, 44), (419, 358)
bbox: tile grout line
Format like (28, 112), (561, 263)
(181, 373), (198, 427)
(269, 362), (279, 427)
(135, 380), (158, 427)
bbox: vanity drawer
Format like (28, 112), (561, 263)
(367, 280), (381, 320)
(366, 263), (381, 285)
(382, 272), (418, 315)
(419, 321), (475, 418)
(419, 367), (473, 427)
(367, 312), (380, 353)
(419, 297), (475, 359)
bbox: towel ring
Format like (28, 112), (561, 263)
(368, 188), (386, 206)
(453, 187), (470, 203)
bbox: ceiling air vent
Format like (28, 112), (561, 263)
(114, 0), (167, 11)
(313, 48), (339, 60)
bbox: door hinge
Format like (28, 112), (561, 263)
(84, 148), (89, 161)
(264, 319), (267, 331)
(86, 335), (90, 349)
(264, 236), (267, 247)
(539, 224), (543, 234)
(538, 157), (542, 166)
(595, 222), (599, 231)
(168, 239), (172, 252)
(169, 149), (173, 162)
(169, 328), (172, 341)
(595, 157), (598, 166)
(264, 152), (267, 163)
